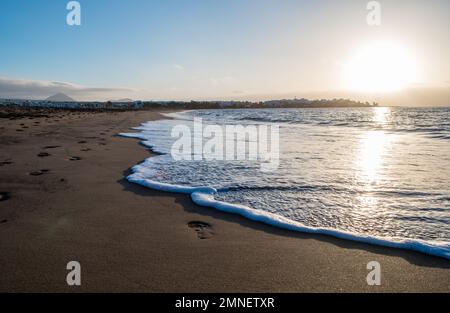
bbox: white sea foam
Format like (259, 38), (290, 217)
(127, 170), (450, 259)
(120, 108), (450, 260)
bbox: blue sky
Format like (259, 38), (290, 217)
(0, 0), (449, 104)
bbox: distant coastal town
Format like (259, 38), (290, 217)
(0, 93), (379, 111)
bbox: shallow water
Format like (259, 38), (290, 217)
(121, 107), (450, 259)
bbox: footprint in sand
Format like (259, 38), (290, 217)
(81, 148), (91, 152)
(68, 156), (82, 161)
(0, 219), (7, 224)
(37, 152), (51, 157)
(188, 221), (214, 239)
(43, 145), (61, 149)
(0, 192), (10, 202)
(78, 141), (88, 144)
(29, 169), (50, 176)
(0, 161), (13, 167)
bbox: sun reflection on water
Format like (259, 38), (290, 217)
(358, 130), (389, 182)
(354, 108), (394, 216)
(355, 130), (390, 215)
(358, 107), (392, 183)
(373, 106), (390, 125)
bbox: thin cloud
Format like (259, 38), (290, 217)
(172, 64), (184, 71)
(0, 76), (134, 101)
(210, 76), (234, 86)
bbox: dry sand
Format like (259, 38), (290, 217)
(0, 108), (449, 292)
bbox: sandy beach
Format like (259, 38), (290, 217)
(0, 108), (449, 293)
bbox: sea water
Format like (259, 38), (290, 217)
(121, 107), (450, 259)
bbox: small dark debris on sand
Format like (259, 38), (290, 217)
(43, 145), (61, 149)
(68, 156), (82, 161)
(37, 152), (51, 157)
(0, 192), (10, 201)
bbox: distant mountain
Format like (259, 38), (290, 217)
(112, 98), (134, 102)
(46, 93), (75, 102)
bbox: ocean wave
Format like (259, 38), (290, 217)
(175, 107), (450, 140)
(126, 164), (450, 260)
(121, 130), (450, 260)
(120, 108), (450, 260)
(217, 184), (335, 193)
(372, 190), (440, 197)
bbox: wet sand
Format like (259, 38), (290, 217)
(0, 108), (449, 292)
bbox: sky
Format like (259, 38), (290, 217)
(0, 0), (449, 105)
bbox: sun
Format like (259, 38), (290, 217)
(343, 42), (419, 93)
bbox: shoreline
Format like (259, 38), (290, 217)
(123, 110), (450, 260)
(0, 108), (449, 292)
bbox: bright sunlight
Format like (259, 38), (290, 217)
(344, 42), (419, 93)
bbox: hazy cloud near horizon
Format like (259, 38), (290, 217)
(0, 76), (134, 101)
(0, 75), (449, 106)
